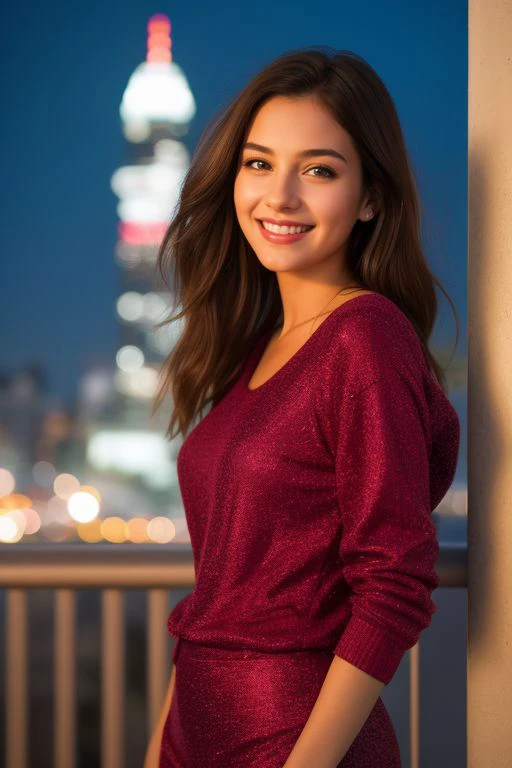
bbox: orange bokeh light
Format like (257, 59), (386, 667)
(0, 493), (32, 511)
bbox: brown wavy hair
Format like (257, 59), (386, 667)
(151, 47), (460, 440)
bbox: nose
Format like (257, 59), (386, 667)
(264, 171), (301, 212)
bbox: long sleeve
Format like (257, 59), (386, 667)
(326, 325), (444, 685)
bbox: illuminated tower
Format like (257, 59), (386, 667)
(110, 14), (196, 403)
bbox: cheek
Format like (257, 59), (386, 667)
(233, 175), (255, 217)
(312, 186), (358, 226)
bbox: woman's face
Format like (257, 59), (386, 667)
(234, 95), (371, 277)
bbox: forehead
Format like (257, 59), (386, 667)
(245, 95), (354, 154)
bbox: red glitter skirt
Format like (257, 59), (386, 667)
(159, 638), (401, 767)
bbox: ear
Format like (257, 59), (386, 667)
(358, 187), (381, 222)
(358, 201), (377, 222)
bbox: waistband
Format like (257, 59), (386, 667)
(172, 636), (333, 665)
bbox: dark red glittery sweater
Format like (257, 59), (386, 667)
(167, 293), (460, 685)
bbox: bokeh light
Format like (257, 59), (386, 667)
(116, 291), (144, 322)
(0, 512), (25, 543)
(147, 516), (175, 543)
(0, 493), (32, 511)
(78, 519), (103, 543)
(101, 516), (128, 543)
(54, 473), (81, 500)
(116, 345), (144, 372)
(21, 507), (41, 535)
(68, 491), (100, 523)
(127, 517), (149, 543)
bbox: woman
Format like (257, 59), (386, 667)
(145, 48), (460, 768)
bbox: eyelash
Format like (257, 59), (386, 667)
(243, 158), (337, 179)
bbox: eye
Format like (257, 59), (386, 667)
(243, 158), (271, 171)
(306, 165), (337, 179)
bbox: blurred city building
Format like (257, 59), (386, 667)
(0, 14), (195, 545)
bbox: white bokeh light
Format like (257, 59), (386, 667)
(143, 292), (167, 322)
(116, 345), (145, 373)
(68, 491), (100, 523)
(0, 513), (25, 543)
(147, 516), (176, 543)
(117, 292), (144, 322)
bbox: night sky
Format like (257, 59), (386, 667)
(1, 0), (467, 405)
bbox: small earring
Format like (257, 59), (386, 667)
(365, 209), (373, 220)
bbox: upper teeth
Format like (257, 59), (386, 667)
(261, 221), (311, 235)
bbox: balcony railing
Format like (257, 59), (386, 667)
(0, 541), (467, 768)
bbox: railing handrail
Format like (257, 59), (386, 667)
(0, 543), (195, 588)
(0, 541), (467, 588)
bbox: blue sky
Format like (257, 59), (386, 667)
(0, 0), (467, 404)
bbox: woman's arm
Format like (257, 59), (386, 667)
(287, 309), (450, 768)
(282, 655), (384, 768)
(143, 664), (176, 768)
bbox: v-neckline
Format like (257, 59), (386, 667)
(244, 292), (384, 394)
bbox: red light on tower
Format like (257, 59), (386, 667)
(147, 13), (172, 63)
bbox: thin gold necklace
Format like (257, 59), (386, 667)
(275, 284), (365, 341)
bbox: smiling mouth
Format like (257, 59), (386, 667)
(257, 220), (315, 235)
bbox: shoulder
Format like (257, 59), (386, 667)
(331, 292), (419, 344)
(323, 292), (428, 384)
(313, 293), (435, 449)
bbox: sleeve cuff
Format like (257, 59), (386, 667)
(334, 613), (410, 685)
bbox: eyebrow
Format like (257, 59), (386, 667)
(242, 142), (348, 164)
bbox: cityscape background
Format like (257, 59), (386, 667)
(0, 0), (467, 547)
(0, 1), (467, 766)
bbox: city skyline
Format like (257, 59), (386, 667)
(1, 1), (467, 406)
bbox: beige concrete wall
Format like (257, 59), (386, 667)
(468, 1), (512, 765)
